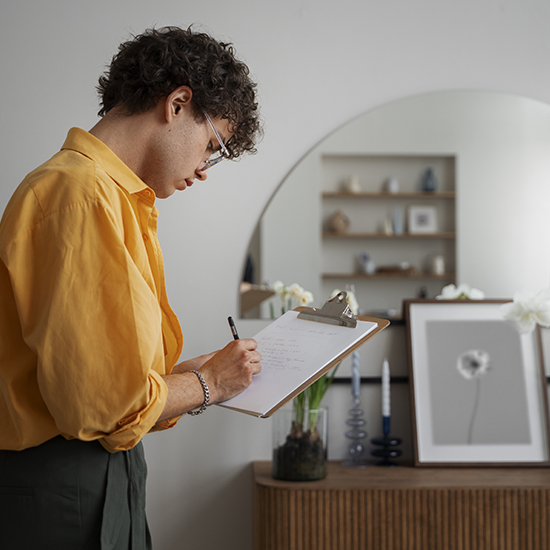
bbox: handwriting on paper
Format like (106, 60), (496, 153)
(219, 310), (378, 416)
(257, 318), (350, 373)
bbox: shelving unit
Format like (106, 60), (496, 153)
(321, 154), (456, 312)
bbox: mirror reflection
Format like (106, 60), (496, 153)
(242, 91), (550, 319)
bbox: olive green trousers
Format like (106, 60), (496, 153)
(0, 436), (152, 549)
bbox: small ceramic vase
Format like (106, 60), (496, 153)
(431, 254), (445, 275)
(328, 210), (350, 234)
(383, 216), (394, 236)
(421, 168), (437, 192)
(392, 208), (403, 235)
(358, 252), (376, 274)
(386, 176), (399, 194)
(342, 174), (361, 194)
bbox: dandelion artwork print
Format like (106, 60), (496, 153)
(427, 319), (531, 448)
(405, 299), (550, 466)
(456, 349), (491, 444)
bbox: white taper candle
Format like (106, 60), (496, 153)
(351, 351), (360, 398)
(382, 358), (391, 417)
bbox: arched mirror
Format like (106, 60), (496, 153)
(241, 91), (550, 319)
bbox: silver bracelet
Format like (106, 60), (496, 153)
(187, 370), (210, 416)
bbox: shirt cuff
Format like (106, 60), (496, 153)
(98, 371), (172, 452)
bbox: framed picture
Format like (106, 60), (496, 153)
(405, 299), (550, 466)
(408, 205), (437, 234)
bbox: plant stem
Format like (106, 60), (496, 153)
(293, 392), (306, 430)
(306, 362), (342, 431)
(467, 378), (481, 444)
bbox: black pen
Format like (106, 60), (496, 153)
(228, 316), (240, 340)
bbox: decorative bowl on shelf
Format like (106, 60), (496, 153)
(327, 210), (350, 234)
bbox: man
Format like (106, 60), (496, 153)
(0, 26), (262, 549)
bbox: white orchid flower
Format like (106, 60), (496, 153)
(330, 288), (359, 315)
(298, 291), (314, 306)
(272, 280), (286, 297)
(271, 280), (314, 314)
(287, 283), (304, 299)
(436, 283), (485, 300)
(467, 287), (486, 299)
(500, 289), (550, 334)
(346, 291), (359, 315)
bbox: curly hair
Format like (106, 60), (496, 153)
(97, 26), (261, 159)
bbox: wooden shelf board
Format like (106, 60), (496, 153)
(323, 232), (456, 239)
(322, 191), (455, 199)
(322, 272), (456, 280)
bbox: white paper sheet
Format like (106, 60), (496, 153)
(218, 311), (378, 417)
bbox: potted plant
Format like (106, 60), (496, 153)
(272, 369), (336, 481)
(270, 285), (359, 481)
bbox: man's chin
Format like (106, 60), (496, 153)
(178, 179), (194, 191)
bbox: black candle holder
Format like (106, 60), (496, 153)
(370, 435), (403, 466)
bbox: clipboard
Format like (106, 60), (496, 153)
(218, 292), (390, 418)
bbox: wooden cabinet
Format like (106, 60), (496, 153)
(253, 460), (550, 550)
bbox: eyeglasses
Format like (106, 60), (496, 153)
(200, 110), (230, 171)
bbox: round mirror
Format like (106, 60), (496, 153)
(241, 91), (550, 319)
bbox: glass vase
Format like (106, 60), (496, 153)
(272, 406), (328, 481)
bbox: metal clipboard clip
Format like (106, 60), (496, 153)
(297, 291), (357, 328)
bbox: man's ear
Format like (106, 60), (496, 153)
(165, 85), (193, 122)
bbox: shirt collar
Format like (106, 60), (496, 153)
(61, 127), (151, 196)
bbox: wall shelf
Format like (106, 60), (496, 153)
(323, 231), (456, 239)
(322, 272), (456, 280)
(322, 191), (456, 199)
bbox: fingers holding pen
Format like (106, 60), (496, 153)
(226, 316), (261, 374)
(227, 318), (261, 372)
(230, 338), (262, 375)
(200, 338), (262, 403)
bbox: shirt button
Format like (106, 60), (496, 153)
(142, 233), (149, 241)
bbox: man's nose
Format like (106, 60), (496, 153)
(195, 168), (208, 181)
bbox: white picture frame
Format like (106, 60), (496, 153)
(408, 205), (437, 234)
(405, 299), (550, 466)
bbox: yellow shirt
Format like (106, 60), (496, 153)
(0, 128), (184, 452)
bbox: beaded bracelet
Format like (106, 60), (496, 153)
(187, 370), (210, 416)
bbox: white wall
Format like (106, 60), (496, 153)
(2, 2), (550, 549)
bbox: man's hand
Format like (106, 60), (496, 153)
(199, 339), (261, 404)
(158, 339), (261, 422)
